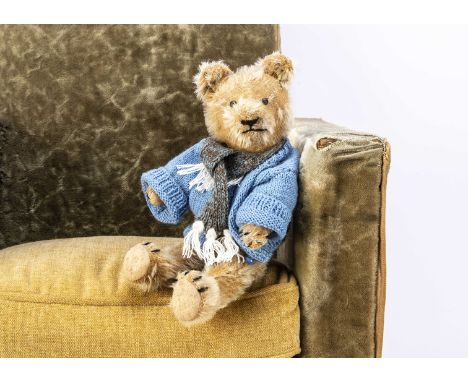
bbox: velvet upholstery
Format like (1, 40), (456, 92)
(0, 25), (279, 249)
(289, 118), (389, 357)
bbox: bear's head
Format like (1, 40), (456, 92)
(194, 52), (294, 153)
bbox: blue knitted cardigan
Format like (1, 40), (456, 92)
(141, 138), (299, 263)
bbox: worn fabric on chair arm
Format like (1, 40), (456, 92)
(288, 118), (389, 358)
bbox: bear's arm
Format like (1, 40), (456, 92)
(140, 141), (203, 224)
(235, 169), (299, 242)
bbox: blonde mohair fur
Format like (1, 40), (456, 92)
(195, 52), (293, 153)
(122, 52), (293, 326)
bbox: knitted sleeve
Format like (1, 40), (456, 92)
(235, 169), (299, 241)
(140, 141), (202, 224)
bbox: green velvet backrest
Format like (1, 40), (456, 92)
(0, 25), (279, 248)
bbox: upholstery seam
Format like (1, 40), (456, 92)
(374, 140), (390, 357)
(0, 282), (298, 307)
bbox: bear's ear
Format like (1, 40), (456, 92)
(194, 61), (232, 101)
(258, 52), (294, 86)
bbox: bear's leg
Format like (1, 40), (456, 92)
(121, 241), (204, 292)
(170, 258), (267, 326)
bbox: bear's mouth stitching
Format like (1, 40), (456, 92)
(241, 127), (267, 134)
(241, 122), (267, 134)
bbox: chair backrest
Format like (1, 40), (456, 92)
(0, 25), (279, 248)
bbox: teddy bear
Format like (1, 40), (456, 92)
(121, 52), (299, 326)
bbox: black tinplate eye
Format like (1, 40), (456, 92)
(230, 100), (237, 107)
(262, 98), (269, 105)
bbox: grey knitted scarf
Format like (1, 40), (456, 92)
(199, 137), (285, 235)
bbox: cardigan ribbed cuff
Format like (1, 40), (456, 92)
(141, 168), (187, 224)
(235, 193), (291, 239)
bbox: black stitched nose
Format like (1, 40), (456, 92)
(241, 117), (259, 127)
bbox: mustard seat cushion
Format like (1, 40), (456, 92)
(0, 236), (300, 357)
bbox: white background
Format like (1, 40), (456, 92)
(281, 25), (468, 357)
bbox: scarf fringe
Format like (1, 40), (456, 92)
(182, 220), (204, 259)
(221, 229), (243, 263)
(182, 220), (244, 265)
(176, 163), (214, 192)
(176, 163), (243, 192)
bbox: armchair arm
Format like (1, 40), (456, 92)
(288, 118), (390, 357)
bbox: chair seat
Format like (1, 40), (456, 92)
(0, 236), (300, 357)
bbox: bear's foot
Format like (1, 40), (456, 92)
(121, 242), (160, 291)
(170, 270), (221, 326)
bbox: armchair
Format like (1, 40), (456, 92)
(0, 25), (389, 357)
